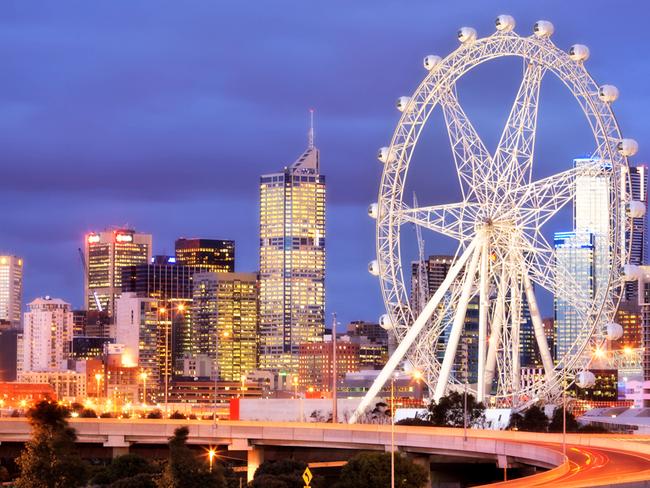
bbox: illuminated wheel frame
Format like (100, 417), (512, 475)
(352, 16), (636, 422)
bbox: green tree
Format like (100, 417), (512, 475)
(548, 407), (579, 433)
(15, 400), (88, 488)
(426, 391), (486, 427)
(518, 405), (549, 432)
(506, 412), (524, 430)
(157, 426), (225, 488)
(250, 459), (308, 488)
(92, 453), (158, 486)
(335, 452), (428, 488)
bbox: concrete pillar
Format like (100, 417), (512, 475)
(408, 453), (431, 486)
(247, 446), (264, 482)
(111, 446), (129, 458)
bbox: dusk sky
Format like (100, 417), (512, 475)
(2, 0), (649, 326)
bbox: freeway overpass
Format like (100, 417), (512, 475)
(0, 418), (649, 486)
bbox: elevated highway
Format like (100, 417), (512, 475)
(0, 418), (649, 486)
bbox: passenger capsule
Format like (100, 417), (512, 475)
(533, 20), (554, 38)
(495, 15), (516, 32)
(377, 146), (396, 164)
(629, 200), (646, 218)
(423, 55), (442, 71)
(368, 260), (380, 276)
(618, 138), (639, 157)
(576, 371), (596, 389)
(379, 314), (394, 330)
(598, 85), (619, 103)
(568, 44), (590, 62)
(368, 203), (378, 219)
(396, 96), (412, 112)
(457, 27), (477, 43)
(623, 264), (642, 281)
(606, 322), (624, 341)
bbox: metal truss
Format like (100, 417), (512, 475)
(351, 21), (632, 423)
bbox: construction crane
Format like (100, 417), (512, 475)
(78, 248), (103, 312)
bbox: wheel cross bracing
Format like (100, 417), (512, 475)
(351, 17), (634, 423)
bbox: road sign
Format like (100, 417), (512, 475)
(302, 466), (313, 487)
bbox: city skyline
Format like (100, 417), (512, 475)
(2, 1), (650, 326)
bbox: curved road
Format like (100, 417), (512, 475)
(483, 439), (650, 487)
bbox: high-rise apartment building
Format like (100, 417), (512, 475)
(0, 255), (23, 328)
(191, 272), (258, 381)
(259, 123), (326, 373)
(554, 230), (595, 360)
(625, 165), (648, 302)
(22, 297), (73, 372)
(84, 228), (152, 316)
(175, 238), (235, 273)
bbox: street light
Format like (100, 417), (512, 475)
(208, 448), (216, 473)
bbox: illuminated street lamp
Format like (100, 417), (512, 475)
(208, 448), (216, 472)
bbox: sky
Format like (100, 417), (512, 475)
(1, 0), (649, 326)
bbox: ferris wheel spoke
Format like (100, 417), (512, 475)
(398, 201), (477, 241)
(492, 62), (545, 192)
(439, 86), (493, 201)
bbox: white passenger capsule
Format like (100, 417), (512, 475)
(533, 20), (554, 38)
(457, 27), (477, 43)
(368, 260), (379, 276)
(576, 371), (596, 389)
(568, 44), (590, 62)
(623, 264), (642, 281)
(495, 15), (515, 32)
(423, 55), (442, 71)
(377, 146), (395, 164)
(368, 203), (378, 219)
(396, 96), (412, 112)
(598, 85), (619, 103)
(379, 314), (394, 330)
(629, 200), (646, 218)
(606, 322), (624, 341)
(618, 138), (639, 157)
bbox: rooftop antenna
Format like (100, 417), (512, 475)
(308, 108), (315, 149)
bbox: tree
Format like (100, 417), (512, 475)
(426, 391), (486, 428)
(169, 411), (186, 419)
(15, 400), (88, 488)
(147, 410), (163, 419)
(506, 412), (524, 430)
(395, 417), (434, 427)
(548, 407), (579, 433)
(335, 452), (428, 488)
(92, 453), (158, 486)
(157, 426), (225, 488)
(517, 405), (549, 432)
(250, 459), (308, 488)
(79, 408), (97, 418)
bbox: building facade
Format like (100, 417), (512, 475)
(298, 337), (359, 391)
(191, 272), (258, 381)
(259, 129), (326, 373)
(625, 165), (648, 302)
(0, 255), (23, 328)
(22, 297), (73, 373)
(84, 228), (152, 316)
(175, 238), (235, 273)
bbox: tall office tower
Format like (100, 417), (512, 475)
(346, 321), (389, 370)
(0, 255), (23, 328)
(615, 301), (642, 349)
(258, 121), (326, 373)
(22, 297), (73, 372)
(84, 228), (152, 316)
(175, 238), (235, 273)
(625, 165), (648, 302)
(192, 272), (258, 381)
(0, 322), (19, 381)
(121, 256), (201, 377)
(554, 231), (595, 360)
(115, 292), (159, 398)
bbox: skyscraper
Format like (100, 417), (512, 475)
(175, 238), (235, 273)
(22, 297), (73, 373)
(192, 272), (258, 381)
(84, 228), (152, 316)
(554, 230), (595, 360)
(258, 117), (326, 373)
(0, 255), (23, 328)
(625, 165), (648, 302)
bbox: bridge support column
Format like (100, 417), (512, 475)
(110, 446), (129, 458)
(407, 453), (431, 485)
(103, 435), (130, 459)
(247, 446), (264, 482)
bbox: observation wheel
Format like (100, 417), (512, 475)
(352, 15), (643, 422)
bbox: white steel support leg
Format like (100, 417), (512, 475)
(477, 240), (489, 403)
(349, 237), (479, 424)
(483, 267), (507, 396)
(433, 239), (482, 401)
(523, 273), (555, 381)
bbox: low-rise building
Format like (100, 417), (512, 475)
(18, 371), (86, 401)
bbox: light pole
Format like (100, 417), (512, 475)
(390, 371), (397, 488)
(331, 313), (338, 423)
(208, 448), (216, 472)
